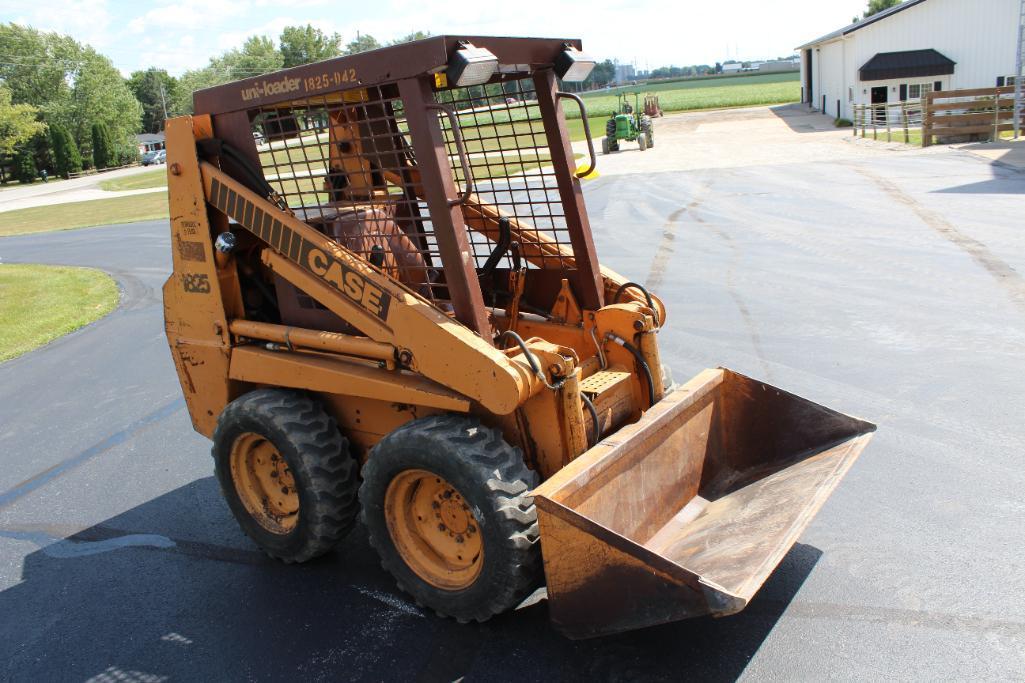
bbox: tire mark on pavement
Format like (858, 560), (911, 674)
(712, 223), (773, 380)
(857, 167), (1025, 315)
(0, 398), (185, 509)
(643, 206), (688, 294)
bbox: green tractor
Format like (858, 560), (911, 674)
(602, 93), (655, 154)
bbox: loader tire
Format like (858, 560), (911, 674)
(212, 388), (359, 564)
(360, 414), (540, 623)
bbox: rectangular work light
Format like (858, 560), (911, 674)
(554, 46), (595, 82)
(447, 42), (499, 87)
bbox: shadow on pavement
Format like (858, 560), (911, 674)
(0, 477), (820, 682)
(768, 103), (838, 134)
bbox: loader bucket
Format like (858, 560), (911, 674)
(531, 368), (875, 639)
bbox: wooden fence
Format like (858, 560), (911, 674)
(852, 101), (924, 144)
(922, 86), (1023, 147)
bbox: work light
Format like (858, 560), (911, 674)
(554, 46), (595, 82)
(447, 43), (499, 87)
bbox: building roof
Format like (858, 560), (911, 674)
(136, 133), (165, 143)
(797, 0), (930, 50)
(859, 49), (956, 81)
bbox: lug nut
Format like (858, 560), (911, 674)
(455, 535), (464, 544)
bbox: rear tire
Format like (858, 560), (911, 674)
(605, 118), (620, 152)
(637, 132), (648, 151)
(212, 389), (359, 563)
(602, 136), (610, 155)
(360, 414), (540, 623)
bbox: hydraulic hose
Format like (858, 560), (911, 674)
(495, 330), (567, 391)
(613, 281), (660, 327)
(608, 334), (656, 407)
(580, 392), (600, 448)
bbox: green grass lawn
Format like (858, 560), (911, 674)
(0, 192), (169, 237)
(577, 72), (801, 117)
(99, 169), (168, 191)
(0, 264), (119, 362)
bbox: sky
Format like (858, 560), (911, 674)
(0, 0), (869, 76)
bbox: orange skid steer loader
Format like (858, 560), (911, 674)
(162, 36), (874, 638)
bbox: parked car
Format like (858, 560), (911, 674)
(141, 150), (159, 166)
(154, 150), (167, 164)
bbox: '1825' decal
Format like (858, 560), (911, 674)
(181, 273), (211, 294)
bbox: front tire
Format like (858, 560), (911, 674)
(360, 414), (540, 623)
(212, 389), (360, 564)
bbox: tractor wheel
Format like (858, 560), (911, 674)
(637, 133), (648, 151)
(602, 136), (610, 155)
(212, 388), (360, 563)
(360, 414), (540, 622)
(642, 116), (655, 148)
(605, 118), (620, 152)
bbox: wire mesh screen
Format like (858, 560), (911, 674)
(248, 77), (574, 309)
(434, 77), (573, 272)
(251, 84), (450, 303)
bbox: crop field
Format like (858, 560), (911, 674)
(577, 72), (801, 117)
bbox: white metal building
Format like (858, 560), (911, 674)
(798, 0), (1020, 121)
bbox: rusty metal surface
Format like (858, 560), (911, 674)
(193, 36), (582, 115)
(533, 368), (875, 638)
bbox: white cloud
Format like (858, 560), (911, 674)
(1, 0), (867, 76)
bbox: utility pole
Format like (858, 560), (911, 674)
(158, 81), (169, 128)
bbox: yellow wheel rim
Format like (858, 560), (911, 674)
(229, 432), (299, 534)
(384, 469), (484, 590)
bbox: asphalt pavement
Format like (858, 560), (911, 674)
(1, 113), (1024, 681)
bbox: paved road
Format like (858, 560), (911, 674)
(1, 111), (1024, 680)
(0, 164), (164, 214)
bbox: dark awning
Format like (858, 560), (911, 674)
(859, 49), (956, 81)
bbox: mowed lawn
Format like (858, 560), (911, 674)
(98, 168), (168, 191)
(0, 264), (119, 362)
(0, 192), (169, 236)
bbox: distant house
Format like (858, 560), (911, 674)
(798, 0), (1020, 121)
(136, 133), (165, 154)
(722, 63), (743, 74)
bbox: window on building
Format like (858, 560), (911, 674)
(908, 83), (933, 99)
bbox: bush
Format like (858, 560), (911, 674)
(91, 122), (115, 169)
(14, 150), (37, 183)
(50, 123), (82, 178)
(835, 117), (854, 128)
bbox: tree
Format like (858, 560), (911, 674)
(0, 86), (46, 157)
(280, 24), (342, 68)
(583, 59), (616, 88)
(174, 35), (284, 114)
(50, 123), (81, 178)
(14, 149), (37, 184)
(0, 24), (141, 166)
(345, 33), (381, 55)
(91, 122), (114, 168)
(390, 31), (431, 45)
(864, 0), (901, 17)
(128, 68), (177, 134)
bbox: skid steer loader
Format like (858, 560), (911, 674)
(162, 35), (874, 638)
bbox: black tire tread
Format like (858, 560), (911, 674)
(213, 389), (359, 564)
(360, 414), (540, 623)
